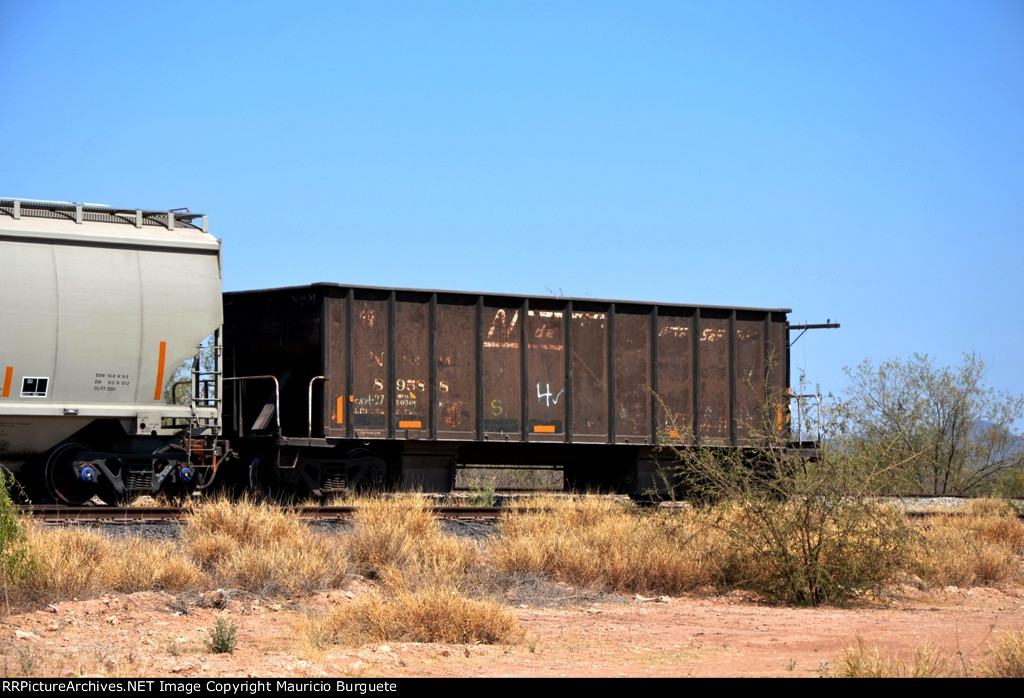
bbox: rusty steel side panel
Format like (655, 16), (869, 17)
(394, 293), (430, 438)
(435, 296), (476, 440)
(527, 306), (566, 440)
(771, 312), (789, 431)
(225, 285), (791, 451)
(325, 297), (347, 436)
(698, 311), (730, 444)
(351, 293), (388, 438)
(655, 309), (694, 442)
(570, 307), (608, 442)
(735, 312), (765, 438)
(481, 299), (522, 439)
(613, 308), (651, 443)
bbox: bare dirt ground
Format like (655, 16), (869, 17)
(4, 581), (1022, 678)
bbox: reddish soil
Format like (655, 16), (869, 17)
(3, 582), (1022, 678)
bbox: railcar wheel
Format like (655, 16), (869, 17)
(249, 455), (282, 501)
(44, 443), (94, 505)
(343, 448), (387, 494)
(155, 445), (195, 502)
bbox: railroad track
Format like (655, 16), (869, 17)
(19, 500), (1023, 525)
(19, 503), (509, 524)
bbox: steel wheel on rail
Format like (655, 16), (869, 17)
(249, 455), (281, 501)
(44, 443), (95, 505)
(154, 445), (195, 503)
(343, 448), (387, 495)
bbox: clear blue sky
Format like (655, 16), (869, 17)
(3, 1), (1022, 420)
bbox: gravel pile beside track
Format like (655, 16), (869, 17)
(441, 518), (499, 541)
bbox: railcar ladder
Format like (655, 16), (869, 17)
(186, 331), (224, 476)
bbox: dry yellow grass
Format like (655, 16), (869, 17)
(181, 497), (348, 593)
(962, 497), (1018, 516)
(181, 496), (312, 560)
(837, 629), (1024, 678)
(836, 637), (956, 678)
(307, 586), (524, 646)
(292, 495), (514, 648)
(343, 495), (439, 570)
(493, 495), (919, 604)
(24, 525), (112, 600)
(490, 495), (724, 594)
(215, 539), (348, 595)
(105, 538), (206, 592)
(972, 512), (1024, 555)
(20, 525), (205, 602)
(910, 512), (1024, 588)
(980, 629), (1024, 678)
(959, 499), (1024, 556)
(343, 495), (480, 591)
(8, 489), (1024, 619)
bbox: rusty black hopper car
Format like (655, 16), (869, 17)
(222, 284), (792, 498)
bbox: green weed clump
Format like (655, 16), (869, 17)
(0, 470), (36, 608)
(466, 477), (497, 507)
(207, 618), (238, 654)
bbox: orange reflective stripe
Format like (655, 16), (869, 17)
(2, 366), (12, 398)
(153, 341), (167, 401)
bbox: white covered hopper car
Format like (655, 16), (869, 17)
(0, 199), (222, 504)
